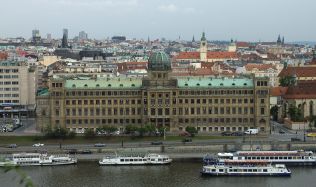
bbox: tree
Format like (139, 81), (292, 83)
(288, 106), (304, 122)
(144, 124), (156, 136)
(84, 129), (96, 138)
(125, 125), (138, 135)
(185, 126), (198, 137)
(270, 105), (279, 121)
(279, 76), (296, 87)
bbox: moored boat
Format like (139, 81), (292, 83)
(201, 160), (291, 177)
(0, 153), (77, 166)
(99, 152), (172, 165)
(214, 150), (316, 166)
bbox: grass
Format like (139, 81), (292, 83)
(0, 135), (238, 146)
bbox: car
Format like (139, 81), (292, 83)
(7, 144), (17, 148)
(151, 141), (163, 145)
(221, 131), (232, 136)
(291, 137), (302, 142)
(279, 129), (285, 134)
(182, 138), (192, 143)
(94, 143), (106, 147)
(231, 131), (243, 136)
(80, 150), (92, 154)
(307, 133), (316, 137)
(33, 143), (44, 147)
(67, 149), (78, 154)
(179, 131), (191, 137)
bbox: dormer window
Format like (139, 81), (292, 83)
(96, 84), (100, 87)
(120, 84), (123, 87)
(131, 84), (135, 87)
(232, 83), (235, 86)
(72, 84), (76, 88)
(244, 83), (247, 86)
(108, 84), (111, 87)
(208, 83), (212, 86)
(185, 83), (188, 86)
(84, 84), (88, 87)
(196, 83), (200, 86)
(220, 83), (223, 86)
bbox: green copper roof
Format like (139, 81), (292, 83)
(65, 78), (142, 89)
(201, 32), (206, 41)
(148, 51), (171, 71)
(177, 77), (254, 88)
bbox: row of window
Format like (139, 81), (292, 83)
(59, 106), (262, 117)
(0, 100), (19, 103)
(61, 98), (262, 106)
(179, 90), (254, 96)
(179, 118), (254, 124)
(0, 81), (19, 85)
(0, 94), (19, 97)
(0, 69), (19, 73)
(0, 75), (19, 79)
(65, 91), (142, 97)
(0, 87), (19, 91)
(65, 118), (142, 125)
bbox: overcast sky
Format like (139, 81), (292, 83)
(1, 0), (315, 41)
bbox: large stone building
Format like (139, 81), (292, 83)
(37, 52), (270, 134)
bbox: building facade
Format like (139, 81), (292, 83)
(37, 52), (270, 133)
(0, 61), (37, 118)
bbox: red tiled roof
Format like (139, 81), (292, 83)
(236, 42), (250, 48)
(278, 66), (316, 77)
(245, 63), (275, 71)
(176, 51), (238, 60)
(270, 87), (288, 97)
(284, 81), (316, 99)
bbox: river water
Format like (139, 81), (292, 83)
(0, 161), (315, 187)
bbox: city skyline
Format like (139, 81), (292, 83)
(1, 0), (316, 42)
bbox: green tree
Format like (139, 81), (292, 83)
(185, 126), (198, 137)
(270, 105), (279, 121)
(84, 129), (96, 138)
(144, 124), (156, 136)
(288, 106), (304, 122)
(279, 76), (296, 87)
(125, 125), (138, 135)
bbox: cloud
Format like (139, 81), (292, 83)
(158, 4), (178, 13)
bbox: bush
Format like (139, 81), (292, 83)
(84, 129), (96, 138)
(185, 126), (198, 137)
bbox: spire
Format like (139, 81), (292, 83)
(192, 35), (195, 42)
(201, 32), (206, 41)
(282, 36), (285, 45)
(277, 34), (281, 44)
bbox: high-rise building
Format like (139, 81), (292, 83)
(79, 31), (88, 41)
(32, 29), (41, 43)
(47, 33), (52, 41)
(61, 29), (69, 48)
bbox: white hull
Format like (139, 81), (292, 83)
(99, 153), (172, 166)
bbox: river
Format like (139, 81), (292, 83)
(0, 161), (315, 187)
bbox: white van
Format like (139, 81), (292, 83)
(244, 128), (259, 135)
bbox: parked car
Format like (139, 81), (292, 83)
(32, 143), (44, 147)
(244, 129), (259, 135)
(151, 141), (163, 145)
(307, 133), (316, 137)
(67, 149), (78, 154)
(221, 131), (232, 136)
(94, 143), (106, 147)
(231, 131), (243, 136)
(80, 150), (92, 154)
(182, 138), (192, 143)
(7, 144), (17, 148)
(279, 129), (285, 134)
(291, 137), (302, 142)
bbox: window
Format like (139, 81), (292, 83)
(261, 107), (265, 115)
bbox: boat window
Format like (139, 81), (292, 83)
(256, 157), (260, 160)
(120, 159), (124, 162)
(253, 169), (257, 172)
(212, 169), (216, 172)
(269, 157), (273, 159)
(263, 169), (268, 172)
(219, 169), (224, 172)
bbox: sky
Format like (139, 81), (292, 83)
(1, 0), (316, 42)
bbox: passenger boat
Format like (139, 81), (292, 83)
(201, 160), (291, 177)
(0, 153), (77, 166)
(214, 150), (316, 166)
(99, 152), (172, 165)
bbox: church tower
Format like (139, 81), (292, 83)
(200, 32), (207, 62)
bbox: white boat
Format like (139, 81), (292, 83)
(99, 152), (172, 165)
(0, 153), (77, 166)
(215, 150), (316, 166)
(201, 160), (291, 176)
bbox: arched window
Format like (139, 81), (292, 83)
(84, 84), (88, 87)
(72, 84), (76, 88)
(310, 101), (314, 116)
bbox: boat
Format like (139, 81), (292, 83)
(99, 152), (172, 165)
(0, 153), (77, 166)
(201, 160), (291, 176)
(214, 150), (316, 166)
